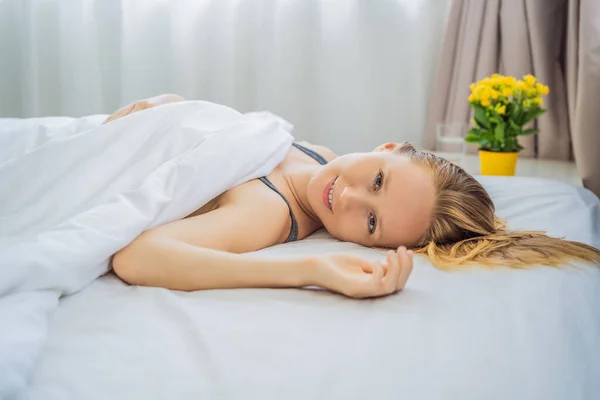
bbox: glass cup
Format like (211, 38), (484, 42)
(436, 122), (468, 164)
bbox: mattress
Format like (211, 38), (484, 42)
(19, 176), (600, 400)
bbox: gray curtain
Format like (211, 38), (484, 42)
(425, 0), (600, 197)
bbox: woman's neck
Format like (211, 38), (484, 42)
(282, 164), (322, 226)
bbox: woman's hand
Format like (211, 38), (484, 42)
(313, 247), (413, 299)
(103, 94), (186, 124)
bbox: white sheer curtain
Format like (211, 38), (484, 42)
(0, 0), (449, 153)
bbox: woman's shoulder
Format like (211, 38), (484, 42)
(221, 179), (289, 213)
(296, 141), (337, 162)
(188, 180), (293, 246)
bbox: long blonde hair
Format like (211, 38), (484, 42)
(396, 143), (600, 270)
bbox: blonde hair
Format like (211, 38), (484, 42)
(395, 143), (600, 270)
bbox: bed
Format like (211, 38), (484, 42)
(19, 177), (600, 400)
(2, 111), (599, 400)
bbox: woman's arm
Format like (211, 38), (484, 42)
(112, 182), (413, 298)
(112, 195), (292, 289)
(113, 233), (412, 298)
(113, 233), (316, 290)
(103, 94), (186, 124)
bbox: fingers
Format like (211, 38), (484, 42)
(382, 249), (402, 293)
(397, 248), (414, 290)
(103, 100), (152, 124)
(343, 252), (411, 299)
(370, 261), (384, 282)
(131, 100), (150, 113)
(103, 104), (133, 124)
(376, 247), (413, 296)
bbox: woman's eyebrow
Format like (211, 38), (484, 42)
(377, 166), (393, 242)
(383, 166), (392, 194)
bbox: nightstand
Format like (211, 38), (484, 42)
(432, 152), (582, 187)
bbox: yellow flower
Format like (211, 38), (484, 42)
(523, 82), (536, 96)
(480, 89), (491, 101)
(536, 83), (549, 95)
(524, 74), (536, 85)
(468, 74), (548, 117)
(503, 76), (516, 86)
(534, 83), (543, 93)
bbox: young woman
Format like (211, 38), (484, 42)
(109, 94), (600, 298)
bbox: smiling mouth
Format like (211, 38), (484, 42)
(323, 177), (338, 213)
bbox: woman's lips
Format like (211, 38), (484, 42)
(322, 177), (337, 212)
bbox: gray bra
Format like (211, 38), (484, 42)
(258, 143), (328, 243)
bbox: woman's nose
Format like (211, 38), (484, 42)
(339, 186), (365, 210)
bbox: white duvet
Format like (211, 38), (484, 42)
(1, 108), (600, 400)
(0, 103), (294, 398)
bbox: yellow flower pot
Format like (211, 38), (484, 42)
(479, 150), (518, 176)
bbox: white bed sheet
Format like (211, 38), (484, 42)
(19, 177), (600, 400)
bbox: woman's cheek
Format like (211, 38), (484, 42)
(332, 217), (360, 242)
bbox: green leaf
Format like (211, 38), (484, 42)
(494, 123), (505, 142)
(512, 107), (525, 125)
(505, 102), (515, 116)
(508, 119), (521, 132)
(473, 105), (489, 129)
(504, 137), (520, 152)
(521, 108), (547, 125)
(465, 128), (485, 144)
(519, 128), (539, 136)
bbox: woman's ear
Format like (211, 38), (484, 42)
(373, 142), (415, 153)
(373, 142), (401, 152)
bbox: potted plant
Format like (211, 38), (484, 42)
(465, 74), (549, 176)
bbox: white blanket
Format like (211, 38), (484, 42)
(0, 102), (294, 398)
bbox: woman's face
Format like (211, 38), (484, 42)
(307, 145), (436, 248)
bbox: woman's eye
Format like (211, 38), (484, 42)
(368, 213), (377, 235)
(373, 171), (383, 191)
